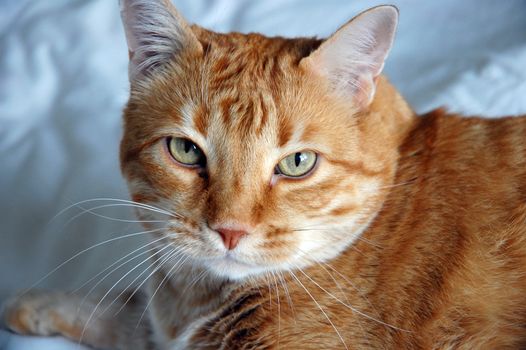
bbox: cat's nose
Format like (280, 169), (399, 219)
(216, 228), (248, 250)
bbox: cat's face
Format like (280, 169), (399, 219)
(120, 1), (405, 280)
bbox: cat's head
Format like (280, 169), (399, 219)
(119, 0), (413, 280)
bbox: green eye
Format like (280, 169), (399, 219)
(276, 151), (317, 177)
(167, 137), (205, 166)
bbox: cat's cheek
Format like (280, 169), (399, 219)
(123, 156), (208, 226)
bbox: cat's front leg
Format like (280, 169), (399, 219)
(2, 290), (147, 350)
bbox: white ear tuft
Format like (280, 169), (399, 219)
(301, 6), (399, 110)
(119, 0), (202, 81)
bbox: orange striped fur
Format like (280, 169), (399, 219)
(4, 2), (526, 349)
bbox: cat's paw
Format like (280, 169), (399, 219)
(2, 290), (133, 349)
(2, 290), (75, 337)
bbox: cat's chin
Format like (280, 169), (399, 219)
(203, 255), (270, 281)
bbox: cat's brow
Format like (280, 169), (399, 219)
(121, 137), (161, 163)
(192, 104), (209, 137)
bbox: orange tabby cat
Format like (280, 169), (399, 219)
(4, 1), (526, 349)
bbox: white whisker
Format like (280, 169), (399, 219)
(182, 268), (208, 294)
(135, 253), (191, 328)
(110, 245), (181, 316)
(321, 261), (379, 315)
(63, 203), (168, 227)
(98, 245), (174, 316)
(114, 242), (192, 316)
(78, 246), (176, 345)
(23, 228), (165, 295)
(73, 235), (167, 294)
(289, 270), (349, 350)
(79, 243), (168, 312)
(293, 263), (408, 332)
(50, 197), (177, 224)
(277, 270), (296, 323)
(270, 271), (281, 345)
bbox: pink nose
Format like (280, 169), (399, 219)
(216, 228), (247, 250)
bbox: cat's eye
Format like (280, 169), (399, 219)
(276, 151), (317, 178)
(167, 137), (206, 167)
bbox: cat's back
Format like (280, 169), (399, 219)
(401, 109), (526, 220)
(371, 109), (526, 348)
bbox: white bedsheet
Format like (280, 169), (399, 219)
(1, 0), (526, 349)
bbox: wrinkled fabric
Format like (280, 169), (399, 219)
(1, 0), (526, 348)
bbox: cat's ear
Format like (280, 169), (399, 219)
(119, 0), (202, 81)
(300, 6), (398, 110)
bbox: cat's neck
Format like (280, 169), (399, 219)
(364, 76), (417, 146)
(148, 262), (233, 342)
(164, 263), (231, 306)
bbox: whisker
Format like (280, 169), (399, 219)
(23, 228), (165, 295)
(355, 236), (383, 249)
(293, 263), (408, 332)
(182, 268), (208, 294)
(270, 271), (281, 345)
(115, 243), (192, 316)
(73, 235), (168, 294)
(79, 246), (176, 346)
(63, 203), (169, 227)
(315, 261), (350, 304)
(288, 270), (349, 350)
(295, 248), (372, 309)
(110, 245), (183, 316)
(135, 253), (191, 328)
(277, 270), (296, 323)
(264, 272), (273, 308)
(79, 243), (167, 311)
(377, 178), (417, 190)
(191, 269), (209, 289)
(78, 247), (159, 310)
(321, 261), (379, 315)
(299, 257), (368, 341)
(50, 198), (177, 224)
(97, 245), (174, 316)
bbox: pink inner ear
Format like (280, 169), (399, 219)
(300, 6), (398, 110)
(349, 73), (377, 110)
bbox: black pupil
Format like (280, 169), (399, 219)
(294, 152), (302, 167)
(184, 140), (194, 154)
